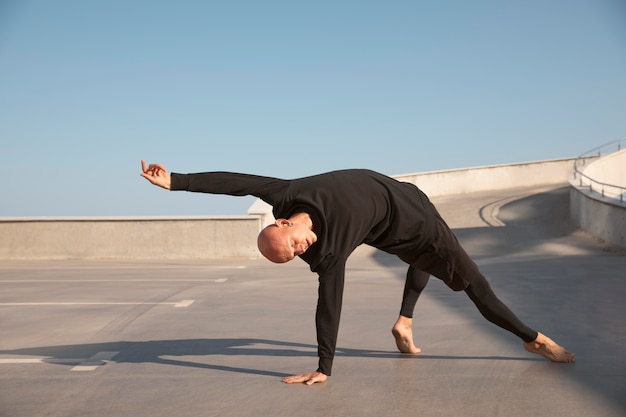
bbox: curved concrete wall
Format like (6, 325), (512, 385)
(582, 148), (626, 185)
(570, 188), (626, 248)
(394, 158), (574, 197)
(569, 149), (626, 249)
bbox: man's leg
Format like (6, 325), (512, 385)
(465, 273), (575, 362)
(411, 202), (574, 362)
(392, 266), (429, 354)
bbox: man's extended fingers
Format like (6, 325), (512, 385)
(140, 160), (168, 177)
(147, 164), (167, 174)
(282, 375), (305, 384)
(152, 163), (167, 173)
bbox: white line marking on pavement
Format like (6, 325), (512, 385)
(0, 351), (119, 371)
(0, 358), (83, 364)
(0, 265), (246, 271)
(70, 351), (119, 371)
(174, 299), (195, 307)
(0, 300), (196, 308)
(0, 278), (230, 283)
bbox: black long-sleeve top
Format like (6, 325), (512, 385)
(170, 169), (440, 375)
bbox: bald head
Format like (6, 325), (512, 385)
(257, 225), (292, 263)
(257, 216), (318, 264)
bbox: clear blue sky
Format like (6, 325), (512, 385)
(1, 0), (625, 216)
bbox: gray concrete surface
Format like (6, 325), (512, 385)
(1, 185), (625, 417)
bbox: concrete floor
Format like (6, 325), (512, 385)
(1, 185), (625, 417)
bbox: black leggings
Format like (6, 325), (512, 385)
(400, 266), (538, 343)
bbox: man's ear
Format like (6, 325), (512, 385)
(275, 218), (292, 228)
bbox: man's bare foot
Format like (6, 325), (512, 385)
(392, 316), (421, 354)
(523, 332), (576, 363)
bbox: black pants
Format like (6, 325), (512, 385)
(399, 265), (538, 343)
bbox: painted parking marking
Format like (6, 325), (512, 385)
(0, 351), (119, 371)
(0, 265), (246, 271)
(0, 278), (230, 283)
(0, 358), (83, 364)
(0, 300), (195, 308)
(70, 351), (119, 371)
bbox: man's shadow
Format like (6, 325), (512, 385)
(0, 339), (375, 378)
(0, 338), (536, 378)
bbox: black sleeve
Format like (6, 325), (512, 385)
(315, 258), (347, 376)
(170, 171), (289, 206)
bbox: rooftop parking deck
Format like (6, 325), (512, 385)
(1, 185), (624, 417)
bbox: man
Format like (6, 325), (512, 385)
(140, 160), (575, 385)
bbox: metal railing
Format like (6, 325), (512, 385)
(572, 137), (626, 203)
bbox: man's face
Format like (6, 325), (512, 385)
(281, 222), (316, 260)
(258, 220), (317, 263)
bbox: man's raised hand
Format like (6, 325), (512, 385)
(140, 160), (172, 190)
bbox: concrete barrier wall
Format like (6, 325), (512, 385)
(395, 158), (575, 197)
(575, 149), (626, 200)
(569, 188), (626, 248)
(0, 216), (261, 260)
(582, 148), (626, 185)
(569, 149), (626, 249)
(4, 157), (610, 260)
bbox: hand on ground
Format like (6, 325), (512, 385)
(282, 371), (328, 385)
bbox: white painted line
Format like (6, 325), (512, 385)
(70, 351), (119, 372)
(0, 351), (119, 371)
(0, 300), (196, 308)
(0, 265), (246, 271)
(0, 278), (230, 283)
(174, 299), (195, 308)
(0, 358), (82, 364)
